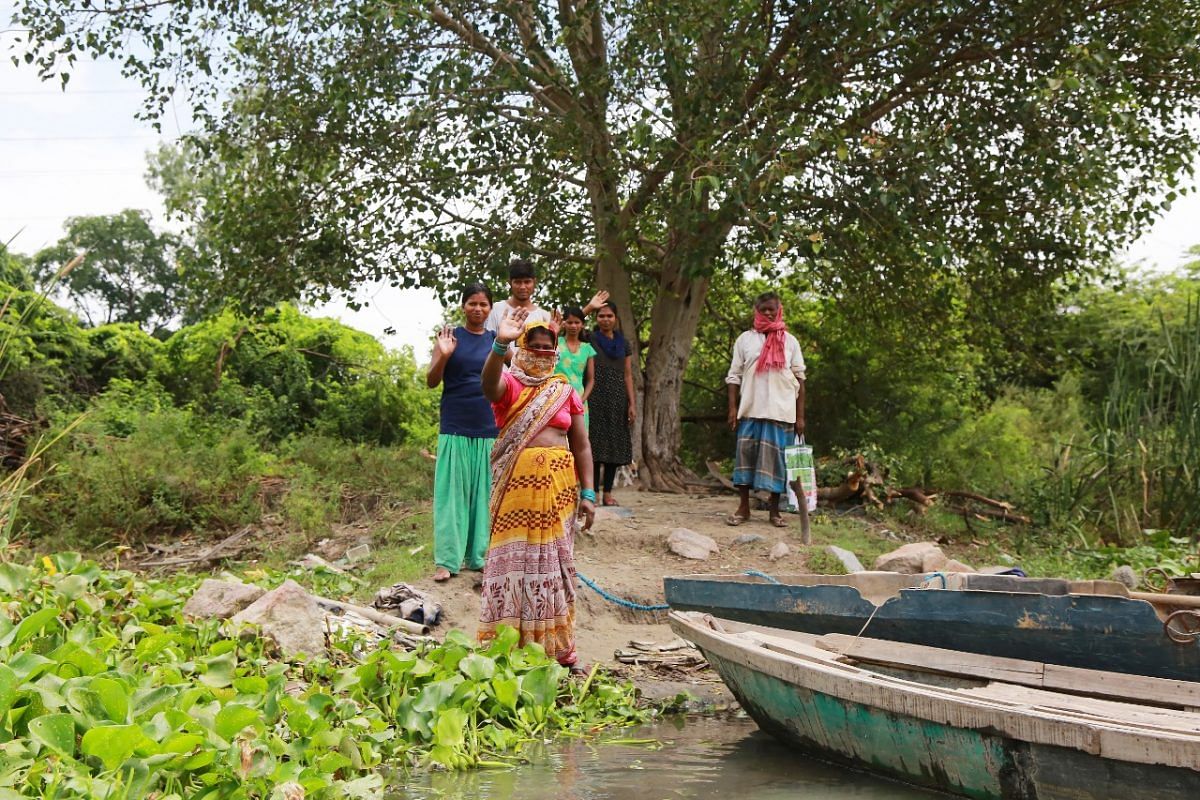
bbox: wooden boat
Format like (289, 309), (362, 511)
(663, 572), (1200, 681)
(670, 610), (1200, 799)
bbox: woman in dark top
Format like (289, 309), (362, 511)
(588, 301), (635, 505)
(426, 284), (499, 581)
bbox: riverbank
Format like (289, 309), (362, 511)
(89, 485), (1156, 709)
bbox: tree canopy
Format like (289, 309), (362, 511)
(31, 210), (193, 334)
(14, 0), (1200, 487)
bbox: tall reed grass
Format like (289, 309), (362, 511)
(1097, 300), (1200, 540)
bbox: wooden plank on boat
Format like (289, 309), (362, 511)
(960, 682), (1200, 734)
(1043, 663), (1200, 709)
(816, 632), (1043, 686)
(815, 632), (1200, 709)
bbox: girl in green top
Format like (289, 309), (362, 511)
(556, 306), (595, 428)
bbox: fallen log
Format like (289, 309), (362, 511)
(945, 504), (1032, 526)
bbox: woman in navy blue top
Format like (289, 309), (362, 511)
(426, 284), (499, 581)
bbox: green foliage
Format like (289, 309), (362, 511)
(23, 397), (272, 545)
(0, 280), (92, 417)
(0, 552), (646, 797)
(81, 324), (162, 391)
(30, 210), (199, 334)
(156, 304), (436, 445)
(19, 380), (438, 546)
(1095, 298), (1200, 539)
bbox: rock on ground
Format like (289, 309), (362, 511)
(230, 579), (326, 658)
(825, 545), (864, 573)
(182, 579), (265, 620)
(1110, 565), (1138, 589)
(944, 559), (976, 573)
(732, 533), (766, 546)
(667, 528), (719, 560)
(768, 541), (790, 562)
(873, 542), (948, 574)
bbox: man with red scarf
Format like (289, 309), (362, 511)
(725, 292), (807, 528)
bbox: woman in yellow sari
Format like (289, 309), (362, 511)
(479, 308), (595, 671)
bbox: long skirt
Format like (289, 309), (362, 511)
(432, 434), (494, 574)
(731, 418), (792, 494)
(478, 446), (578, 666)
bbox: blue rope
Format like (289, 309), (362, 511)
(576, 571), (670, 612)
(743, 569), (782, 585)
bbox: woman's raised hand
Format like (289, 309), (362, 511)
(496, 307), (528, 343)
(434, 325), (457, 357)
(587, 289), (610, 313)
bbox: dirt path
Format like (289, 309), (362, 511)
(409, 489), (818, 704)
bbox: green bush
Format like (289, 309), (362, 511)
(23, 403), (272, 545)
(155, 304), (435, 445)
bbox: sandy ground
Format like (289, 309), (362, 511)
(409, 488), (815, 706)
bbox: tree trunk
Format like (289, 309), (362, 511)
(640, 260), (710, 492)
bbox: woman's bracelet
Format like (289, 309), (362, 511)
(579, 488), (596, 503)
(490, 339), (510, 356)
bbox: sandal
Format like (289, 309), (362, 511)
(567, 663), (591, 677)
(725, 514), (750, 526)
(432, 567), (452, 582)
(769, 515), (789, 528)
(602, 495), (620, 506)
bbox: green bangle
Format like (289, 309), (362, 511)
(579, 488), (596, 502)
(491, 339), (509, 356)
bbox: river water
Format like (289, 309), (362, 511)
(395, 715), (938, 799)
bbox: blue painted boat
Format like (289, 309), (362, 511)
(670, 610), (1200, 800)
(663, 572), (1200, 681)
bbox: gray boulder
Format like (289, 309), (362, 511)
(768, 541), (790, 562)
(182, 579), (265, 620)
(944, 558), (976, 573)
(667, 528), (719, 560)
(230, 579), (326, 658)
(825, 545), (864, 573)
(873, 542), (948, 574)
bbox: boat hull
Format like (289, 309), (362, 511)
(664, 576), (1200, 681)
(708, 649), (1200, 799)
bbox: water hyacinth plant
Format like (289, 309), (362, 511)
(0, 550), (647, 798)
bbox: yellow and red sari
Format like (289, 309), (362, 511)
(478, 373), (582, 666)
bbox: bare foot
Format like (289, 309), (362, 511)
(432, 567), (452, 582)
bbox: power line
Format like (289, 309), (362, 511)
(0, 89), (148, 96)
(0, 134), (174, 141)
(0, 168), (147, 176)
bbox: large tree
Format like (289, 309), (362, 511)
(31, 210), (191, 334)
(14, 0), (1200, 488)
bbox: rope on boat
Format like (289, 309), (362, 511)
(743, 569), (782, 584)
(575, 571), (670, 612)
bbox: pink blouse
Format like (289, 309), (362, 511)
(493, 373), (584, 430)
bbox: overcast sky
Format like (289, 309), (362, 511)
(4, 8), (1199, 356)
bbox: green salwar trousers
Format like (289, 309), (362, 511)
(433, 434), (494, 574)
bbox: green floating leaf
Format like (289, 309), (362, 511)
(489, 676), (518, 711)
(0, 563), (33, 594)
(29, 713), (76, 757)
(81, 724), (146, 771)
(0, 607), (61, 648)
(199, 651), (237, 688)
(214, 703), (259, 739)
(433, 707), (466, 748)
(458, 654), (496, 681)
(520, 664), (564, 714)
(90, 677), (130, 723)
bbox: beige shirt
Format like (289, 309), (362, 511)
(725, 331), (806, 424)
(484, 300), (552, 335)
